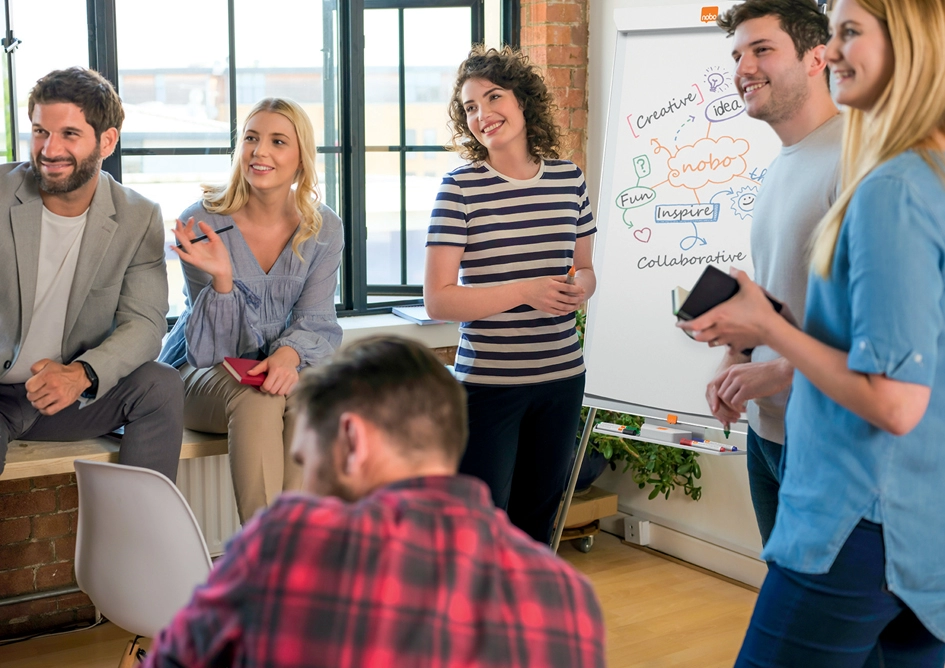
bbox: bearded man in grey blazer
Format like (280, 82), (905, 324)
(0, 67), (183, 481)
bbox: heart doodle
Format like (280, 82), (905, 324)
(633, 227), (652, 243)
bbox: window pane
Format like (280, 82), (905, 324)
(364, 8), (399, 147)
(365, 151), (402, 285)
(122, 154), (232, 318)
(12, 0), (88, 158)
(116, 0), (230, 149)
(406, 151), (465, 285)
(233, 0), (340, 149)
(404, 7), (470, 147)
(0, 7), (9, 162)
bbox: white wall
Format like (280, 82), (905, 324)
(586, 2), (766, 582)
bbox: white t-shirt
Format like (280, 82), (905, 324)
(2, 206), (89, 384)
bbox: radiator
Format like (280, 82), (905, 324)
(176, 455), (241, 556)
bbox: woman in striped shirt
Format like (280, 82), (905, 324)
(424, 46), (597, 544)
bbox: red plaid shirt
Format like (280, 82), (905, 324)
(143, 475), (605, 668)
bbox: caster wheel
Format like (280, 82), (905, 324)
(572, 536), (594, 553)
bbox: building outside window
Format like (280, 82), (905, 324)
(0, 0), (514, 318)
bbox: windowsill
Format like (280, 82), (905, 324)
(339, 313), (459, 349)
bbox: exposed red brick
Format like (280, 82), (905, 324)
(0, 479), (31, 495)
(0, 540), (53, 569)
(57, 591), (93, 610)
(0, 489), (57, 519)
(53, 535), (76, 561)
(558, 87), (586, 109)
(0, 568), (35, 597)
(58, 484), (78, 512)
(0, 598), (57, 624)
(75, 606), (96, 624)
(31, 511), (73, 539)
(0, 517), (31, 543)
(571, 108), (588, 130)
(543, 66), (572, 89)
(547, 3), (584, 24)
(545, 45), (586, 67)
(31, 473), (75, 490)
(35, 562), (75, 590)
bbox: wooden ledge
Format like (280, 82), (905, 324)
(1, 429), (228, 481)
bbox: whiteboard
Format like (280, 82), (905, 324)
(584, 4), (782, 428)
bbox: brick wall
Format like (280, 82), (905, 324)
(519, 0), (590, 171)
(0, 474), (95, 640)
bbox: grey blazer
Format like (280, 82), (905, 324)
(0, 162), (169, 401)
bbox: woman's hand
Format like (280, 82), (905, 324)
(252, 346), (301, 396)
(171, 217), (234, 294)
(677, 268), (781, 351)
(521, 276), (586, 316)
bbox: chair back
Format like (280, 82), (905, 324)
(74, 460), (212, 638)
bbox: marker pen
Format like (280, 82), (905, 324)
(565, 266), (576, 284)
(177, 224), (234, 247)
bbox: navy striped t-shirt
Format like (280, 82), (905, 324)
(426, 159), (596, 385)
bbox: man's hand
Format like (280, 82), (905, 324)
(25, 359), (91, 415)
(716, 357), (794, 410)
(706, 360), (746, 426)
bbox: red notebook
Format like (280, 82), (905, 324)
(222, 357), (266, 387)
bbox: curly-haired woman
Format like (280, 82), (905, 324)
(424, 46), (597, 544)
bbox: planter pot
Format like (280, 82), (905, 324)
(575, 448), (610, 494)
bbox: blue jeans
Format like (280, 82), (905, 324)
(747, 426), (783, 546)
(736, 520), (945, 667)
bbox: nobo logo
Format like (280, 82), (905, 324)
(701, 6), (719, 23)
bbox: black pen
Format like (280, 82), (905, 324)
(177, 224), (234, 247)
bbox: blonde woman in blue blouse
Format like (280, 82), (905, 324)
(681, 0), (945, 663)
(161, 98), (343, 523)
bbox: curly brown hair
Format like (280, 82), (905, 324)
(448, 45), (561, 163)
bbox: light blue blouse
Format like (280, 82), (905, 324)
(160, 201), (344, 370)
(766, 152), (945, 640)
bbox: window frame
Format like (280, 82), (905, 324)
(2, 0), (520, 319)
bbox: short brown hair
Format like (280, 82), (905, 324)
(28, 67), (124, 138)
(294, 336), (468, 464)
(448, 45), (561, 164)
(718, 0), (829, 60)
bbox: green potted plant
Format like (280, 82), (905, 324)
(574, 310), (703, 501)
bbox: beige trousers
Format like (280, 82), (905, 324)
(180, 363), (301, 523)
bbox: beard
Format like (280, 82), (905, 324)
(30, 143), (102, 194)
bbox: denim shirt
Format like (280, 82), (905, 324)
(160, 201), (344, 370)
(765, 152), (945, 641)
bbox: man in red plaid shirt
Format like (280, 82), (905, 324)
(144, 336), (605, 668)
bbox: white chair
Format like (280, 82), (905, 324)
(74, 459), (212, 667)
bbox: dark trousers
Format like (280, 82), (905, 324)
(460, 374), (585, 545)
(737, 520), (945, 667)
(0, 362), (184, 482)
(747, 426), (783, 546)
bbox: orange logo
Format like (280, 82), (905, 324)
(701, 6), (719, 23)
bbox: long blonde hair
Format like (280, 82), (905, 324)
(202, 97), (322, 259)
(810, 0), (945, 277)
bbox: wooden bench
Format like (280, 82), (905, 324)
(0, 429), (229, 481)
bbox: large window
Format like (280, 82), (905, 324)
(0, 0), (515, 317)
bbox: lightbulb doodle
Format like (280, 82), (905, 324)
(704, 66), (731, 94)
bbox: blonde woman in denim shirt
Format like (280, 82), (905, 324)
(161, 98), (343, 523)
(680, 0), (945, 664)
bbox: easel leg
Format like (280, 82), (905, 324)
(550, 406), (597, 553)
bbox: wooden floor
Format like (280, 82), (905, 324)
(0, 532), (756, 667)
